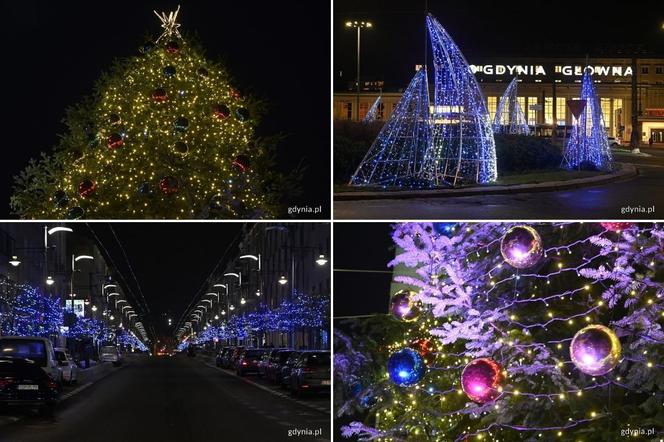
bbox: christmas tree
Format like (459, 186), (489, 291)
(11, 6), (278, 219)
(493, 78), (530, 135)
(337, 222), (664, 441)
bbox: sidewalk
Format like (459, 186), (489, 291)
(335, 163), (637, 201)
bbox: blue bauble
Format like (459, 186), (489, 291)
(433, 222), (456, 237)
(387, 348), (426, 387)
(163, 65), (176, 77)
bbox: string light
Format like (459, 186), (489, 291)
(493, 77), (530, 135)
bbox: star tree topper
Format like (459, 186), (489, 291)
(154, 5), (183, 43)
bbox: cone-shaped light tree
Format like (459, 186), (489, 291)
(493, 77), (530, 135)
(337, 222), (664, 441)
(12, 6), (277, 219)
(563, 69), (613, 171)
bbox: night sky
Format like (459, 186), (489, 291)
(334, 0), (664, 91)
(333, 223), (394, 317)
(84, 223), (243, 341)
(0, 0), (330, 218)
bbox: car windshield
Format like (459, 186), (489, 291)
(0, 339), (47, 367)
(245, 350), (264, 358)
(306, 353), (330, 367)
(100, 347), (117, 354)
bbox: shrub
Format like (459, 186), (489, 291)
(333, 121), (384, 184)
(494, 134), (563, 173)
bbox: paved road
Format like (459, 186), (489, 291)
(334, 149), (664, 220)
(0, 356), (329, 442)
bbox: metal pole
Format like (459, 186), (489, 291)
(356, 26), (361, 121)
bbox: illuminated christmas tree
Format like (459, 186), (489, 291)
(563, 69), (613, 171)
(12, 6), (277, 219)
(421, 15), (497, 186)
(337, 222), (664, 441)
(493, 77), (530, 135)
(363, 96), (382, 123)
(350, 69), (431, 187)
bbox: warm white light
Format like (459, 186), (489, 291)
(8, 256), (21, 267)
(240, 298), (246, 305)
(214, 315), (219, 320)
(316, 254), (328, 266)
(224, 272), (240, 279)
(255, 290), (261, 297)
(278, 275), (288, 285)
(45, 276), (55, 286)
(47, 227), (73, 235)
(239, 254), (259, 261)
(110, 315), (115, 320)
(74, 255), (94, 262)
(91, 305), (98, 312)
(229, 305), (235, 311)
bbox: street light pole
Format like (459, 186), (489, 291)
(346, 20), (372, 121)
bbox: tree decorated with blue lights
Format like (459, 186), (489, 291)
(364, 97), (382, 123)
(350, 69), (431, 187)
(337, 222), (664, 441)
(0, 281), (62, 337)
(421, 14), (497, 187)
(493, 77), (530, 135)
(563, 69), (613, 171)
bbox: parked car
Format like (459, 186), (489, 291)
(99, 346), (123, 366)
(235, 348), (267, 376)
(258, 348), (286, 377)
(608, 136), (621, 147)
(215, 347), (231, 367)
(266, 349), (296, 383)
(0, 356), (60, 414)
(226, 346), (245, 369)
(279, 351), (302, 389)
(290, 351), (331, 396)
(0, 337), (62, 386)
(54, 348), (78, 385)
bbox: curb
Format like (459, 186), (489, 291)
(334, 163), (637, 201)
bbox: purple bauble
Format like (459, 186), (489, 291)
(461, 358), (504, 404)
(389, 290), (420, 322)
(570, 325), (621, 376)
(500, 225), (543, 269)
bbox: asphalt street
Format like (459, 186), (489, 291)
(0, 355), (330, 442)
(334, 148), (664, 220)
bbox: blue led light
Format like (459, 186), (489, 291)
(562, 68), (613, 171)
(493, 77), (530, 135)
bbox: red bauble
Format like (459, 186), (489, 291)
(165, 41), (180, 53)
(230, 88), (241, 100)
(232, 155), (250, 172)
(409, 338), (435, 364)
(152, 88), (168, 102)
(601, 222), (634, 232)
(461, 358), (505, 404)
(78, 179), (97, 198)
(107, 133), (124, 149)
(212, 103), (230, 119)
(159, 176), (179, 194)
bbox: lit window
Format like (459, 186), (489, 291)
(545, 97), (553, 125)
(556, 97), (566, 126)
(487, 96), (497, 120)
(601, 98), (611, 129)
(527, 97), (538, 125)
(656, 66), (663, 75)
(641, 65), (649, 74)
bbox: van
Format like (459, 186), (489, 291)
(0, 336), (62, 384)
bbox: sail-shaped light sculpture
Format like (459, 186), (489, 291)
(493, 77), (530, 135)
(349, 68), (430, 186)
(363, 96), (382, 123)
(562, 69), (613, 171)
(421, 14), (497, 186)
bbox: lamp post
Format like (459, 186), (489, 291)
(70, 254), (94, 315)
(345, 20), (372, 121)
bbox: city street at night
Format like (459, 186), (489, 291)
(0, 355), (329, 442)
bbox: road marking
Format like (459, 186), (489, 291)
(202, 362), (329, 415)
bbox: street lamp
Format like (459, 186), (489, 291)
(316, 254), (328, 266)
(47, 227), (73, 235)
(239, 254), (261, 270)
(240, 297), (246, 305)
(345, 20), (373, 121)
(46, 276), (55, 286)
(278, 275), (288, 285)
(91, 305), (98, 312)
(8, 256), (21, 267)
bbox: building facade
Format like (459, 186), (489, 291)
(334, 57), (664, 144)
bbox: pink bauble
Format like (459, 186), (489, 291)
(461, 358), (504, 403)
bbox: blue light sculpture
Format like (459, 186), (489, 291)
(421, 14), (497, 187)
(493, 77), (530, 135)
(363, 96), (382, 123)
(562, 69), (613, 171)
(349, 68), (431, 186)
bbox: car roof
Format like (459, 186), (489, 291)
(0, 356), (36, 365)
